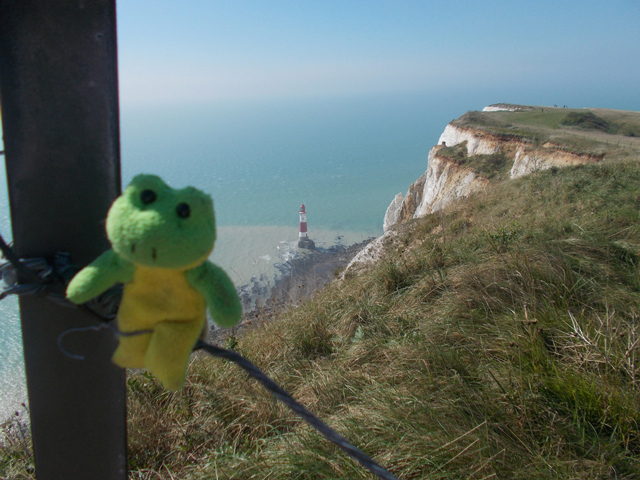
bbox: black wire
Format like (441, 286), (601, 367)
(0, 234), (43, 283)
(57, 322), (154, 360)
(0, 237), (400, 479)
(195, 340), (400, 480)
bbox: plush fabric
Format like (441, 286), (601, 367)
(67, 174), (242, 390)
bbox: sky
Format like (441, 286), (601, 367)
(116, 0), (640, 109)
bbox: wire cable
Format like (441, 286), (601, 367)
(0, 237), (400, 479)
(195, 340), (400, 480)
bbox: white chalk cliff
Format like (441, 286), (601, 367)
(384, 118), (603, 232)
(345, 105), (604, 276)
(482, 104), (525, 112)
(438, 124), (500, 156)
(381, 128), (495, 235)
(413, 146), (490, 218)
(343, 230), (398, 277)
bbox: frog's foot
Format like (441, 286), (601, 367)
(144, 320), (203, 390)
(112, 331), (152, 369)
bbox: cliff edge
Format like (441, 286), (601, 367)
(348, 103), (640, 275)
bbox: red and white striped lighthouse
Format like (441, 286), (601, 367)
(299, 204), (308, 239)
(297, 204), (315, 249)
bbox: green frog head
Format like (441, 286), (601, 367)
(106, 174), (216, 270)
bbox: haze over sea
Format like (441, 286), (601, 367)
(0, 91), (474, 419)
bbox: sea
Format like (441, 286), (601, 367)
(0, 90), (485, 420)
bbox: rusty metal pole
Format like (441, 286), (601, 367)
(0, 2), (126, 479)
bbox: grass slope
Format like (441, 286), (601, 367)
(119, 158), (639, 479)
(3, 119), (640, 480)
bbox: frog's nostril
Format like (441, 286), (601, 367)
(131, 243), (136, 254)
(152, 247), (157, 261)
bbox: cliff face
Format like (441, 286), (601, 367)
(346, 104), (638, 277)
(439, 124), (505, 156)
(383, 165), (427, 230)
(384, 122), (603, 232)
(414, 147), (490, 217)
(510, 142), (604, 178)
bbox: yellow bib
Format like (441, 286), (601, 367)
(117, 264), (206, 331)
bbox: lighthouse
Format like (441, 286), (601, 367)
(297, 204), (315, 250)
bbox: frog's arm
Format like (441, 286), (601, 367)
(66, 250), (134, 305)
(186, 261), (242, 328)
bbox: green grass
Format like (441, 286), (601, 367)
(508, 108), (570, 129)
(438, 142), (512, 181)
(455, 106), (571, 131)
(560, 111), (612, 132)
(592, 109), (640, 138)
(109, 158), (640, 479)
(453, 106), (640, 159)
(0, 412), (33, 480)
(4, 113), (640, 480)
(477, 105), (640, 137)
(558, 111), (640, 138)
(4, 157), (640, 480)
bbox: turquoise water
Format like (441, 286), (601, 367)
(0, 91), (473, 418)
(119, 94), (446, 230)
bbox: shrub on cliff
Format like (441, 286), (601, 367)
(561, 111), (613, 132)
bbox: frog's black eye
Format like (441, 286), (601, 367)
(176, 203), (190, 218)
(140, 189), (157, 205)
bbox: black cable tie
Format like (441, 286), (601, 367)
(58, 322), (154, 360)
(0, 234), (43, 284)
(57, 324), (112, 360)
(46, 292), (78, 307)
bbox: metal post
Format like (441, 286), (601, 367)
(0, 2), (126, 479)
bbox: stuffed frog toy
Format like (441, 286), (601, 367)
(66, 174), (242, 390)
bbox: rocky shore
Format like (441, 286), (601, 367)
(209, 238), (373, 342)
(267, 238), (373, 308)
